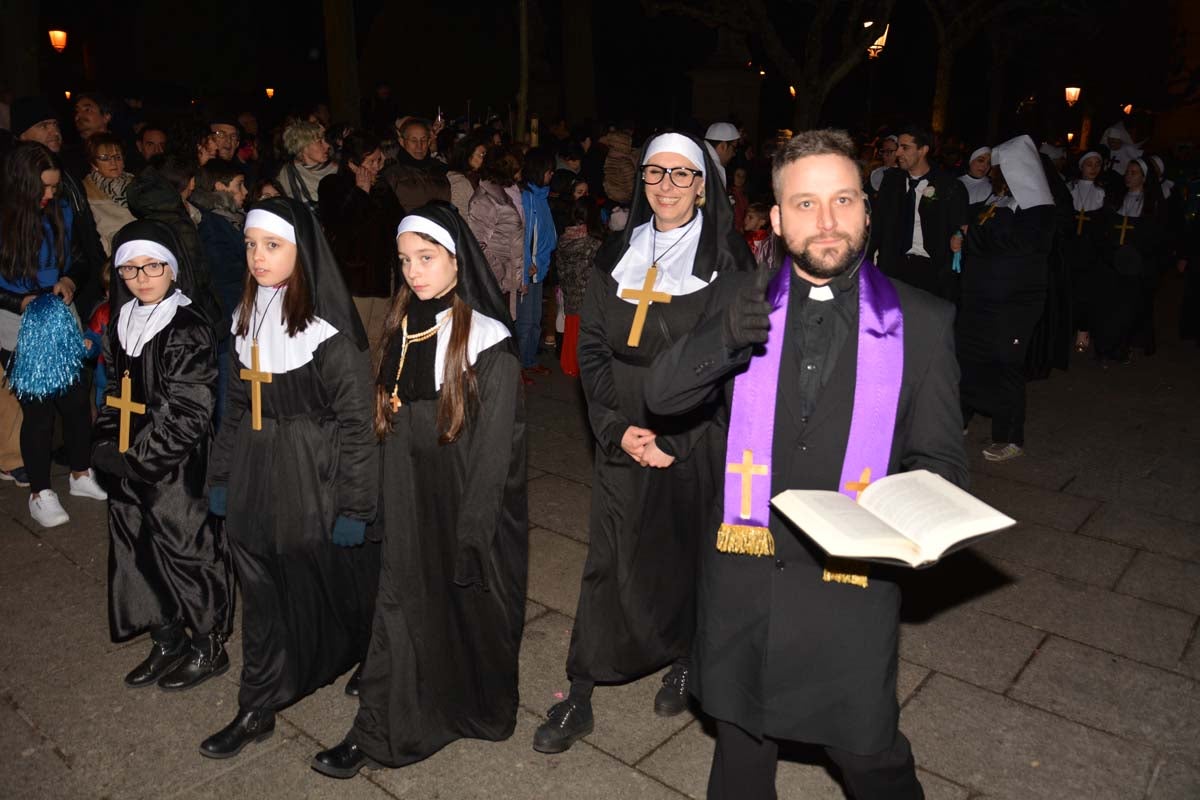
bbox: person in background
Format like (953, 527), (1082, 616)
(277, 120), (336, 216)
(130, 124), (167, 174)
(517, 147), (558, 380)
(468, 146), (525, 322)
(703, 122), (740, 187)
(742, 201), (772, 266)
(381, 117), (451, 212)
(554, 197), (604, 378)
(446, 133), (488, 218)
(82, 133), (137, 255)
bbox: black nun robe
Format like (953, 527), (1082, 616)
(567, 132), (754, 688)
(94, 220), (233, 648)
(207, 196), (380, 712)
(347, 202), (528, 766)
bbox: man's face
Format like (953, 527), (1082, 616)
(137, 129), (166, 160)
(210, 123), (239, 160)
(74, 99), (110, 138)
(770, 154), (869, 282)
(216, 175), (248, 208)
(401, 124), (431, 161)
(716, 140), (737, 166)
(20, 119), (63, 153)
(895, 134), (929, 174)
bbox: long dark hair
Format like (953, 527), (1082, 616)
(521, 146), (555, 190)
(374, 234), (477, 444)
(0, 142), (66, 285)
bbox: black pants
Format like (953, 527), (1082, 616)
(18, 379), (92, 492)
(707, 719), (924, 800)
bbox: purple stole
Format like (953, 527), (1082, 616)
(716, 258), (905, 559)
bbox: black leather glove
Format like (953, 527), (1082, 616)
(92, 442), (135, 479)
(722, 265), (773, 349)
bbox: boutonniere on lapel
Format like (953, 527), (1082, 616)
(920, 185), (938, 202)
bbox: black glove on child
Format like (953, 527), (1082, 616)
(92, 442), (135, 479)
(722, 265), (773, 350)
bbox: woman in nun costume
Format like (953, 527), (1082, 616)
(93, 219), (234, 693)
(531, 131), (754, 756)
(311, 203), (527, 778)
(201, 196), (380, 760)
(1066, 151), (1110, 353)
(959, 146), (995, 210)
(958, 134), (1056, 462)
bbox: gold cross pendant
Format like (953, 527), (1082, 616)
(239, 340), (273, 431)
(106, 369), (146, 453)
(619, 265), (673, 348)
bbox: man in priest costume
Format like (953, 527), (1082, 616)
(311, 203), (528, 778)
(644, 129), (967, 800)
(202, 196), (380, 758)
(869, 124), (969, 301)
(532, 131), (755, 755)
(93, 219), (234, 691)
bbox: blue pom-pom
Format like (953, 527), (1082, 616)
(8, 294), (89, 402)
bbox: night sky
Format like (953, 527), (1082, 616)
(36, 0), (1174, 144)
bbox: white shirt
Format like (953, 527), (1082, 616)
(906, 178), (930, 258)
(232, 285), (338, 374)
(118, 290), (193, 358)
(611, 212), (711, 303)
(1069, 179), (1105, 213)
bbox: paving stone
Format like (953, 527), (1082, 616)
(525, 394), (592, 440)
(527, 428), (595, 485)
(1147, 757), (1200, 800)
(0, 525), (57, 582)
(1078, 504), (1200, 564)
(969, 474), (1099, 532)
(35, 522), (110, 582)
(12, 646), (293, 800)
(526, 527), (587, 617)
(901, 674), (1156, 800)
(1115, 551), (1200, 615)
(1182, 634), (1200, 680)
(367, 710), (686, 799)
(526, 599), (549, 623)
(972, 522), (1135, 588)
(528, 473), (592, 544)
(900, 607), (1044, 692)
(1067, 473), (1188, 519)
(518, 611), (695, 765)
(277, 671), (362, 749)
(896, 660), (930, 705)
(973, 559), (1195, 670)
(1009, 637), (1200, 763)
(172, 736), (393, 800)
(0, 697), (73, 800)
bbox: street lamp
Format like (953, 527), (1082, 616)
(64, 91), (71, 101)
(265, 88), (275, 99)
(1123, 103), (1133, 115)
(48, 30), (67, 52)
(1064, 87), (1081, 107)
(1067, 132), (1075, 144)
(867, 24), (889, 59)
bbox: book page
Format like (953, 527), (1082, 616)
(858, 470), (1015, 560)
(770, 491), (923, 563)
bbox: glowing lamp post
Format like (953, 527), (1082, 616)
(64, 91), (71, 101)
(1067, 132), (1075, 144)
(867, 24), (889, 59)
(265, 88), (275, 100)
(1064, 87), (1081, 107)
(48, 30), (67, 52)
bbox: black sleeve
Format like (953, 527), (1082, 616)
(318, 334), (379, 523)
(968, 206), (1056, 258)
(0, 287), (28, 315)
(577, 267), (632, 455)
(91, 312), (122, 448)
(207, 343), (248, 489)
(945, 177), (969, 234)
(453, 345), (524, 587)
(122, 319), (218, 482)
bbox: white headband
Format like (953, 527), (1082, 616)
(396, 215), (456, 255)
(884, 135), (899, 144)
(113, 240), (178, 278)
(1078, 151), (1101, 169)
(1133, 157), (1149, 177)
(1150, 155), (1164, 174)
(969, 146), (991, 163)
(245, 209), (297, 244)
(641, 133), (705, 172)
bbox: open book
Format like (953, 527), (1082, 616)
(770, 469), (1015, 568)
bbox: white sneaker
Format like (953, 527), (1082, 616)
(69, 469), (108, 501)
(29, 490), (70, 528)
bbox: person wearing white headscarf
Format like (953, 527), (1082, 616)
(958, 146), (994, 206)
(531, 131), (754, 756)
(869, 134), (899, 194)
(92, 219), (234, 693)
(1066, 151), (1109, 352)
(958, 134), (1056, 462)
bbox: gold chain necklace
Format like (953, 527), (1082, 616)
(388, 313), (449, 412)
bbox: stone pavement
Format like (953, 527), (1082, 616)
(3, 276), (1199, 799)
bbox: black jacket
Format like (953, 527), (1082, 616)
(869, 166), (968, 293)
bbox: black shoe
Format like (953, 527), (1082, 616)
(124, 624), (188, 688)
(654, 663), (690, 717)
(344, 664), (364, 697)
(199, 708), (276, 759)
(158, 633), (229, 691)
(311, 739), (377, 779)
(532, 698), (593, 754)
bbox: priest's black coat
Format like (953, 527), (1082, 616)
(644, 267), (967, 754)
(208, 331), (379, 710)
(95, 303), (233, 641)
(350, 336), (528, 767)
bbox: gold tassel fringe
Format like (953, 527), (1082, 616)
(716, 523), (775, 557)
(822, 557), (870, 588)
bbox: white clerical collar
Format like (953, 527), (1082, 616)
(809, 285), (834, 302)
(118, 289), (192, 357)
(432, 308), (511, 390)
(232, 284), (338, 373)
(611, 211), (709, 302)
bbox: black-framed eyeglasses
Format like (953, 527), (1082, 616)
(642, 164), (704, 188)
(116, 262), (169, 279)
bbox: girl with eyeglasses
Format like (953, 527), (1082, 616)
(0, 142), (107, 527)
(532, 131), (754, 755)
(91, 219), (234, 693)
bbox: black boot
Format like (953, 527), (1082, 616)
(344, 663), (364, 697)
(199, 708), (276, 759)
(124, 623), (188, 688)
(158, 633), (229, 691)
(311, 739), (377, 779)
(532, 697), (594, 754)
(654, 662), (691, 717)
